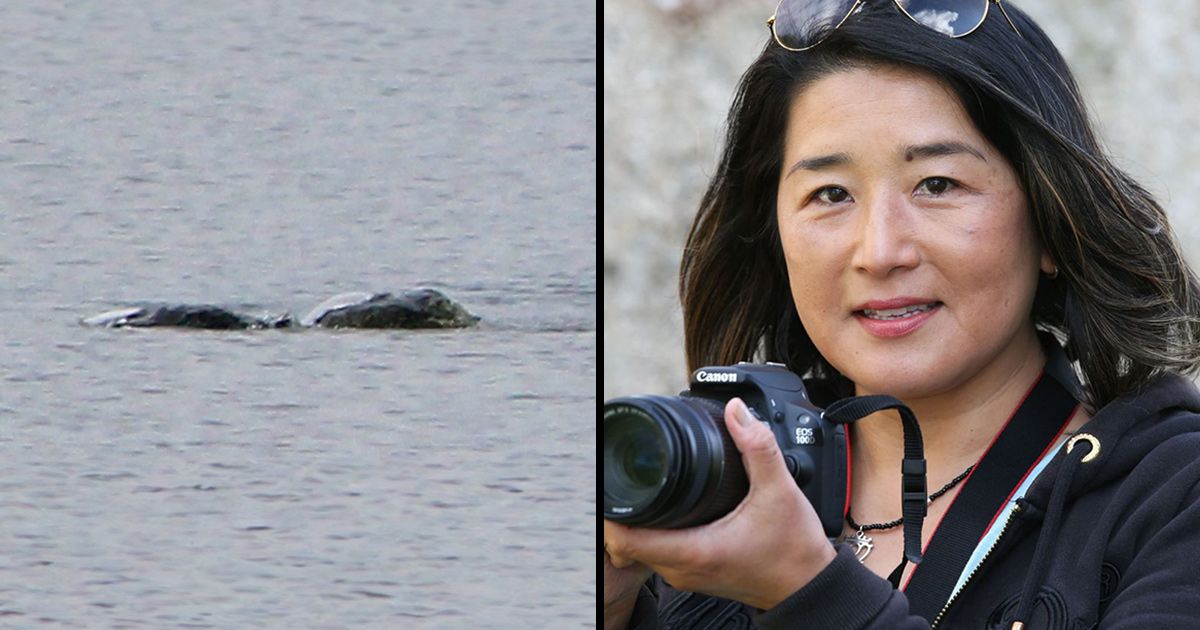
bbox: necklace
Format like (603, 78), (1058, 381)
(841, 465), (975, 563)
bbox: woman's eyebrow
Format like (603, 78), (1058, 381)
(785, 141), (987, 179)
(785, 152), (852, 178)
(903, 141), (988, 163)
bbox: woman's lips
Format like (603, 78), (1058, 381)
(853, 301), (942, 338)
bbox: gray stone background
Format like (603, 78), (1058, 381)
(604, 0), (1200, 399)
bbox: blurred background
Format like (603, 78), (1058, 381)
(604, 0), (1200, 399)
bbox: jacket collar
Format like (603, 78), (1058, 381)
(1022, 371), (1200, 509)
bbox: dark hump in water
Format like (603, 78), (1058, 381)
(84, 304), (292, 330)
(139, 305), (259, 329)
(82, 289), (474, 330)
(311, 288), (480, 329)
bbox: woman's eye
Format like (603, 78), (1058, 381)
(812, 186), (851, 205)
(915, 177), (957, 197)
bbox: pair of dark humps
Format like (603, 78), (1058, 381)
(82, 288), (480, 330)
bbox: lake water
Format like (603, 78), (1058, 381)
(0, 1), (596, 627)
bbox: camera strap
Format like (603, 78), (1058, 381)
(824, 396), (928, 566)
(900, 370), (1078, 622)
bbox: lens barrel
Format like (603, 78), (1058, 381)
(603, 395), (749, 529)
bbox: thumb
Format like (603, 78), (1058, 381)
(724, 398), (791, 488)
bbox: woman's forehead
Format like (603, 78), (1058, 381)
(782, 66), (995, 162)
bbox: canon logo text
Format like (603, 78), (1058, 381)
(695, 370), (738, 383)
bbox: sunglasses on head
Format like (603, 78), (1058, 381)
(767, 0), (1021, 51)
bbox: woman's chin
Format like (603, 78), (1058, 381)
(843, 366), (960, 402)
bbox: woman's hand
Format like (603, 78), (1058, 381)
(604, 397), (837, 611)
(602, 544), (652, 630)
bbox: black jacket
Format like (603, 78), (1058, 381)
(625, 372), (1200, 629)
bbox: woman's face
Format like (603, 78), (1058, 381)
(776, 65), (1053, 400)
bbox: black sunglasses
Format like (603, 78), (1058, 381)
(767, 0), (1021, 51)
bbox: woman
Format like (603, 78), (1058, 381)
(604, 0), (1200, 628)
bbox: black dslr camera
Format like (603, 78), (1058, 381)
(603, 362), (849, 536)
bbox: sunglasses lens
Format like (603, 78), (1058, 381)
(772, 0), (860, 50)
(894, 0), (987, 37)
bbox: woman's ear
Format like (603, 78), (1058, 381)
(1040, 251), (1057, 277)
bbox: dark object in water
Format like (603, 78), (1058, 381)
(83, 288), (478, 331)
(305, 289), (481, 329)
(81, 304), (291, 329)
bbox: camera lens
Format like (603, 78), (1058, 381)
(602, 395), (749, 529)
(606, 411), (669, 499)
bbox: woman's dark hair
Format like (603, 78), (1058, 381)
(680, 0), (1200, 410)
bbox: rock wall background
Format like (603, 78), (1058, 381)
(604, 0), (1200, 398)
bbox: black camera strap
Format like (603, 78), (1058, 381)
(900, 370), (1078, 622)
(824, 396), (928, 566)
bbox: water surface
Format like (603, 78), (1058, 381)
(0, 1), (596, 627)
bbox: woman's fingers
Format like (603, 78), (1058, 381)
(723, 397), (793, 495)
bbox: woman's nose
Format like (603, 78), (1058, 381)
(850, 196), (921, 276)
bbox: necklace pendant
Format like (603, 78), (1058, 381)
(847, 529), (873, 563)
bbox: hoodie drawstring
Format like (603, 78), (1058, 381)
(1010, 433), (1100, 630)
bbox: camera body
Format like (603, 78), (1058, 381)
(603, 362), (849, 536)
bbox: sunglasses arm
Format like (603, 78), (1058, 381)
(991, 0), (1022, 38)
